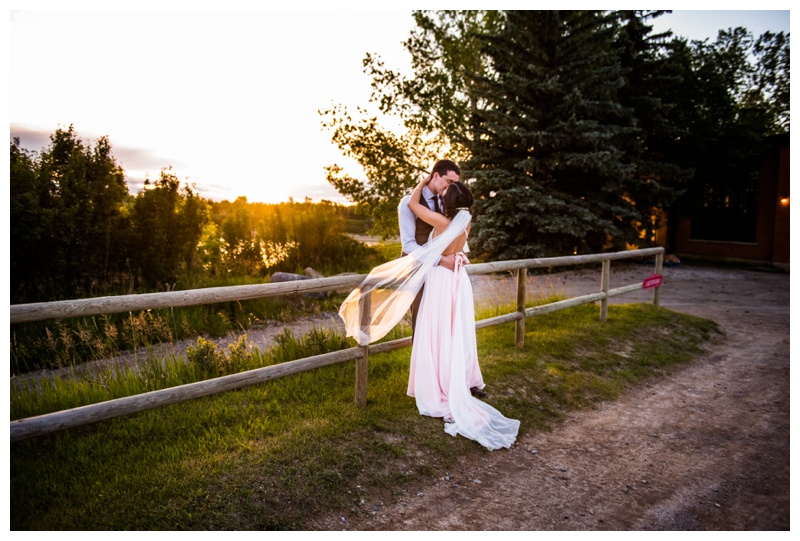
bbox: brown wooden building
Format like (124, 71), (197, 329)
(671, 133), (790, 270)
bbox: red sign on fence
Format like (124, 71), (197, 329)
(642, 274), (663, 289)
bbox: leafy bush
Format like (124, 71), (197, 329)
(185, 337), (226, 378)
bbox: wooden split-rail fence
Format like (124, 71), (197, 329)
(10, 247), (664, 443)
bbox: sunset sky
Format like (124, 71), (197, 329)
(8, 4), (792, 205)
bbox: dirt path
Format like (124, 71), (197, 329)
(321, 263), (791, 530)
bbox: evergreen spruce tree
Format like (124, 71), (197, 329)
(614, 10), (692, 249)
(466, 11), (642, 260)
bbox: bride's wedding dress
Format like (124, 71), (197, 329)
(339, 211), (519, 450)
(409, 250), (519, 450)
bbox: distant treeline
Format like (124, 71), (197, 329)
(10, 126), (376, 304)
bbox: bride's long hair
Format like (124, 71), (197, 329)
(442, 181), (474, 219)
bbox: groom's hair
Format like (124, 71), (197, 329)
(431, 159), (460, 177)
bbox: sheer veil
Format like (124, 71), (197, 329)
(339, 210), (472, 346)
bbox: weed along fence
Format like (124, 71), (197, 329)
(10, 247), (664, 443)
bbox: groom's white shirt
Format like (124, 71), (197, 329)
(398, 185), (438, 255)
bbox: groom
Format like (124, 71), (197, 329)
(399, 159), (460, 257)
(398, 159), (460, 329)
(398, 159), (487, 398)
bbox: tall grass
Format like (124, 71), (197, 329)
(10, 326), (353, 421)
(10, 294), (344, 374)
(10, 255), (376, 377)
(10, 298), (719, 530)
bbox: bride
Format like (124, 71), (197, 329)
(339, 175), (519, 451)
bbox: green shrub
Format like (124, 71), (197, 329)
(185, 337), (226, 377)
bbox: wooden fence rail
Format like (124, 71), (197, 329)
(10, 247), (664, 443)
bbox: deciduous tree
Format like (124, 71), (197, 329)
(320, 10), (502, 238)
(129, 168), (209, 288)
(10, 126), (129, 301)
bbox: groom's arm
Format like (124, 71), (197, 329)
(398, 195), (423, 255)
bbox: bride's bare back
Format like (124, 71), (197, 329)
(434, 223), (470, 256)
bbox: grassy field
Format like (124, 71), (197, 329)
(9, 297), (720, 530)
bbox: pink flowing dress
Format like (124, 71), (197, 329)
(407, 251), (520, 450)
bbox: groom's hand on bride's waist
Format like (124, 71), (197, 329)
(437, 253), (469, 271)
(438, 253), (456, 271)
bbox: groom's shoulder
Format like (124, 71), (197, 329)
(398, 193), (412, 207)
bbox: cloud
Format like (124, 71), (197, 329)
(124, 175), (147, 196)
(9, 124), (52, 153)
(10, 123), (188, 194)
(10, 123), (183, 169)
(188, 181), (238, 203)
(9, 123), (348, 204)
(289, 182), (350, 204)
(112, 146), (186, 172)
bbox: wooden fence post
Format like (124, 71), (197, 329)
(600, 259), (610, 321)
(653, 252), (664, 306)
(355, 293), (370, 407)
(515, 268), (526, 349)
